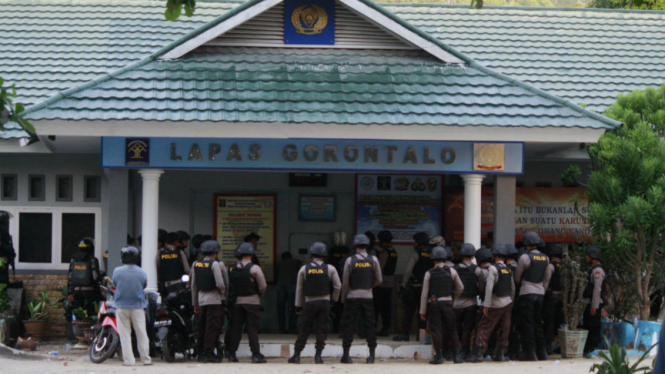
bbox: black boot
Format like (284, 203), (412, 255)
(460, 347), (470, 361)
(536, 349), (548, 361)
(202, 353), (222, 363)
(392, 334), (409, 342)
(227, 351), (239, 363)
(429, 350), (444, 365)
(252, 353), (267, 364)
(493, 346), (509, 362)
(466, 346), (483, 363)
(443, 347), (453, 361)
(453, 348), (463, 364)
(366, 347), (376, 364)
(288, 351), (301, 364)
(507, 346), (519, 361)
(341, 347), (353, 364)
(377, 328), (389, 337)
(314, 348), (324, 364)
(519, 350), (538, 362)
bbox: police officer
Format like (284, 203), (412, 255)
(543, 244), (564, 355)
(0, 211), (16, 287)
(289, 242), (341, 364)
(191, 240), (226, 363)
(340, 234), (382, 364)
(583, 246), (606, 357)
(514, 231), (553, 361)
(157, 232), (190, 299)
(364, 231), (377, 255)
(453, 243), (483, 360)
(243, 233), (261, 265)
(67, 238), (101, 323)
(328, 230), (350, 334)
(374, 230), (397, 337)
(505, 243), (522, 360)
(421, 246), (464, 364)
(464, 248), (492, 363)
(177, 230), (190, 252)
(394, 232), (433, 342)
(471, 244), (515, 362)
(189, 234), (205, 265)
(226, 242), (267, 363)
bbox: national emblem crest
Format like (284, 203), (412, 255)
(291, 4), (328, 35)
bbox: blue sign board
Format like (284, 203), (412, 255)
(284, 0), (335, 45)
(102, 137), (524, 174)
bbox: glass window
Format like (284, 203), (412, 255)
(84, 176), (101, 202)
(29, 175), (45, 201)
(56, 175), (73, 202)
(61, 213), (95, 263)
(19, 213), (52, 263)
(1, 174), (17, 201)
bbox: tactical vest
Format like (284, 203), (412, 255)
(229, 263), (258, 296)
(159, 250), (185, 283)
(194, 259), (217, 292)
(455, 263), (478, 297)
(522, 251), (549, 283)
(583, 264), (607, 303)
(328, 246), (349, 273)
(411, 248), (434, 286)
(350, 254), (374, 290)
(304, 263), (330, 297)
(549, 261), (563, 292)
(493, 263), (512, 297)
(506, 261), (518, 271)
(382, 247), (398, 276)
(428, 266), (453, 298)
(70, 258), (94, 287)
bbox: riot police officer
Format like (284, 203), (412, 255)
(67, 238), (101, 322)
(328, 230), (350, 334)
(394, 232), (433, 342)
(421, 246), (464, 364)
(226, 243), (267, 363)
(583, 246), (606, 357)
(514, 232), (553, 361)
(543, 244), (564, 355)
(0, 211), (16, 287)
(191, 240), (226, 363)
(374, 230), (397, 337)
(454, 243), (483, 360)
(289, 242), (341, 364)
(464, 248), (492, 363)
(243, 233), (261, 265)
(157, 232), (190, 298)
(505, 243), (522, 360)
(340, 234), (382, 364)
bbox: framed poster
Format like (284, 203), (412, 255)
(299, 195), (335, 222)
(356, 174), (443, 244)
(213, 194), (277, 282)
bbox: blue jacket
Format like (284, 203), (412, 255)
(112, 264), (147, 309)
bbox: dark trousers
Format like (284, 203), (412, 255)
(427, 300), (459, 352)
(476, 304), (512, 348)
(227, 304), (261, 355)
(331, 302), (343, 333)
(455, 305), (478, 350)
(401, 286), (425, 335)
(68, 291), (98, 342)
(508, 305), (521, 355)
(277, 282), (298, 332)
(294, 300), (330, 352)
(517, 294), (545, 354)
(196, 304), (223, 355)
(583, 304), (602, 354)
(373, 287), (392, 331)
(543, 294), (564, 351)
(341, 298), (377, 349)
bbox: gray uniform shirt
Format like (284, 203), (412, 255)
(483, 260), (515, 308)
(514, 250), (553, 296)
(479, 263), (491, 296)
(295, 259), (342, 307)
(190, 256), (226, 307)
(234, 258), (268, 305)
(419, 263), (464, 315)
(583, 264), (606, 310)
(453, 260), (484, 309)
(341, 250), (382, 303)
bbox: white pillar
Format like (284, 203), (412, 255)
(462, 174), (484, 249)
(139, 169), (163, 294)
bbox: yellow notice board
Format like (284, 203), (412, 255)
(214, 194), (277, 282)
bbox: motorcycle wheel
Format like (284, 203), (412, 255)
(89, 326), (119, 364)
(161, 334), (176, 362)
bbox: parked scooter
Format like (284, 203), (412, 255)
(155, 275), (196, 362)
(89, 277), (119, 363)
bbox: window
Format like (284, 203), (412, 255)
(29, 175), (45, 201)
(56, 175), (73, 202)
(61, 213), (95, 263)
(1, 174), (17, 201)
(18, 213), (53, 263)
(84, 176), (101, 202)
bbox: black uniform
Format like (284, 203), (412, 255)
(515, 251), (550, 358)
(157, 247), (188, 297)
(329, 245), (350, 333)
(453, 262), (480, 352)
(68, 251), (101, 323)
(341, 253), (381, 352)
(373, 246), (397, 333)
(543, 259), (564, 354)
(425, 266), (461, 354)
(226, 261), (264, 357)
(400, 247), (433, 336)
(0, 226), (15, 285)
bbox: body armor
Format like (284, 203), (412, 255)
(411, 248), (434, 286)
(549, 261), (563, 292)
(492, 263), (512, 297)
(194, 259), (217, 292)
(382, 246), (398, 276)
(304, 263), (330, 297)
(428, 267), (453, 298)
(349, 254), (374, 290)
(70, 258), (94, 287)
(229, 263), (258, 296)
(522, 251), (548, 283)
(159, 249), (185, 283)
(455, 263), (478, 297)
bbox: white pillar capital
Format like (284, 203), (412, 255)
(461, 174), (485, 250)
(138, 169), (164, 181)
(461, 174), (485, 186)
(140, 169), (164, 295)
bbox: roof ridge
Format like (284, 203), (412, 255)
(381, 3), (665, 14)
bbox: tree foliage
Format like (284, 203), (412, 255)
(0, 76), (34, 134)
(585, 84), (665, 320)
(588, 0), (665, 10)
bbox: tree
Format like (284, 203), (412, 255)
(584, 84), (665, 321)
(0, 76), (34, 134)
(588, 0), (665, 9)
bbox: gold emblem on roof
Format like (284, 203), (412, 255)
(291, 4), (328, 35)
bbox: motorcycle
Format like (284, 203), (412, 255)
(155, 275), (196, 362)
(89, 277), (119, 363)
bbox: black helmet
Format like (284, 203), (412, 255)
(506, 244), (518, 259)
(177, 230), (190, 242)
(491, 244), (509, 257)
(460, 243), (476, 257)
(158, 229), (167, 242)
(431, 246), (449, 261)
(522, 231), (541, 246)
(191, 234), (205, 249)
(445, 246), (454, 260)
(377, 230), (393, 243)
(413, 232), (430, 246)
(166, 232), (180, 245)
(538, 239), (546, 251)
(475, 248), (492, 263)
(121, 246), (140, 264)
(0, 210), (11, 226)
(201, 240), (220, 254)
(78, 237), (95, 252)
(236, 242), (256, 256)
(352, 234), (370, 248)
(364, 231), (376, 246)
(548, 244), (563, 257)
(310, 242), (327, 257)
(586, 246), (602, 260)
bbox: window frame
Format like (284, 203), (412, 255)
(56, 175), (73, 202)
(84, 175), (102, 202)
(5, 206), (102, 271)
(1, 174), (18, 201)
(28, 174), (46, 201)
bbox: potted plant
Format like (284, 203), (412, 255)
(23, 291), (59, 341)
(559, 257), (589, 358)
(72, 304), (97, 349)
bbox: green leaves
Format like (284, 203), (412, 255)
(165, 0), (196, 21)
(590, 341), (656, 374)
(0, 74), (34, 134)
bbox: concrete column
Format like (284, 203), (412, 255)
(461, 174), (484, 249)
(493, 175), (517, 245)
(105, 169), (129, 276)
(139, 169), (163, 294)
